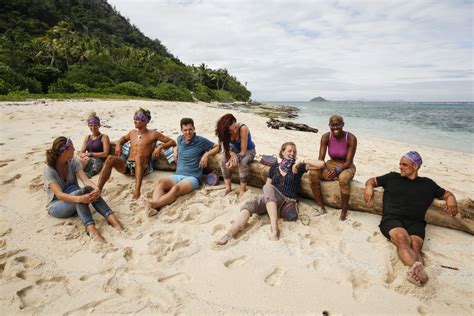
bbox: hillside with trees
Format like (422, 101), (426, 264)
(0, 0), (251, 102)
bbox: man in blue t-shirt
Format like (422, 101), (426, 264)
(146, 118), (219, 217)
(364, 151), (458, 287)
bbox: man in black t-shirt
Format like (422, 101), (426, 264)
(364, 151), (458, 287)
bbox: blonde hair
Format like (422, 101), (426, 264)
(279, 142), (296, 158)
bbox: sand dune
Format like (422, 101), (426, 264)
(0, 99), (472, 314)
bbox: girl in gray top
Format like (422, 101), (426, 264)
(43, 136), (123, 242)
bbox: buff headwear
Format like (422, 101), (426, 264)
(134, 112), (150, 123)
(280, 156), (296, 173)
(403, 151), (422, 169)
(87, 116), (100, 126)
(58, 138), (73, 153)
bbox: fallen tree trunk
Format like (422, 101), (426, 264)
(111, 143), (474, 234)
(266, 118), (319, 133)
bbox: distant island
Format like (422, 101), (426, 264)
(310, 96), (327, 102)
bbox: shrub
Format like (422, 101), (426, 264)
(49, 78), (78, 93)
(213, 89), (235, 102)
(193, 84), (214, 102)
(27, 65), (61, 93)
(146, 83), (193, 102)
(112, 81), (146, 96)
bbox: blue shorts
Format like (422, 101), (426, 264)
(169, 175), (200, 191)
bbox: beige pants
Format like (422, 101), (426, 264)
(309, 160), (355, 195)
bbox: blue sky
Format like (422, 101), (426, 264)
(108, 0), (473, 101)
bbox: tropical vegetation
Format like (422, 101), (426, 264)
(0, 0), (251, 102)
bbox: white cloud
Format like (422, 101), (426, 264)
(108, 0), (473, 101)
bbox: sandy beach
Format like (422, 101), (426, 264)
(0, 99), (472, 314)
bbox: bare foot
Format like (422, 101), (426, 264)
(87, 225), (105, 242)
(216, 232), (232, 245)
(271, 227), (280, 240)
(146, 201), (159, 217)
(223, 187), (232, 196)
(413, 262), (429, 284)
(238, 191), (246, 200)
(132, 190), (140, 200)
(407, 265), (423, 287)
(339, 210), (348, 221)
(107, 214), (124, 231)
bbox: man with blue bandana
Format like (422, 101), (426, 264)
(364, 151), (458, 287)
(97, 108), (176, 199)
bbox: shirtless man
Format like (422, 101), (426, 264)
(364, 151), (458, 287)
(97, 108), (176, 199)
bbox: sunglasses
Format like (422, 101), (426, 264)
(328, 123), (343, 129)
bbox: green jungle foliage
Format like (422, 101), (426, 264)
(0, 0), (251, 102)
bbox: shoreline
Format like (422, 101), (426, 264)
(0, 99), (472, 314)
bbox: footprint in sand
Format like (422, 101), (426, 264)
(348, 272), (369, 302)
(223, 255), (247, 268)
(367, 231), (380, 243)
(0, 143), (5, 146)
(28, 175), (43, 192)
(17, 286), (39, 309)
(14, 256), (43, 269)
(264, 267), (284, 287)
(3, 173), (21, 185)
(211, 224), (226, 235)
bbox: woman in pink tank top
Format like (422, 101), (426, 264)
(309, 114), (357, 220)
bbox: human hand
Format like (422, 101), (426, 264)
(115, 144), (122, 157)
(199, 153), (209, 168)
(444, 199), (458, 217)
(152, 146), (162, 160)
(364, 186), (374, 205)
(324, 168), (337, 180)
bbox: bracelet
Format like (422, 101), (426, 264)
(335, 166), (343, 174)
(237, 153), (243, 161)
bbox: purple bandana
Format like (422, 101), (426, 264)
(134, 112), (150, 123)
(280, 156), (296, 173)
(87, 117), (100, 126)
(403, 151), (422, 168)
(58, 138), (73, 153)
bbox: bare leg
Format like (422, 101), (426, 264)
(411, 236), (428, 283)
(86, 224), (104, 242)
(97, 156), (126, 191)
(266, 201), (280, 240)
(132, 154), (147, 199)
(107, 214), (123, 231)
(216, 209), (251, 245)
(389, 228), (427, 286)
(146, 178), (175, 216)
(223, 178), (232, 195)
(147, 178), (193, 217)
(239, 182), (247, 199)
(339, 193), (350, 221)
(309, 170), (326, 211)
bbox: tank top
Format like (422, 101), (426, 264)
(86, 134), (104, 153)
(230, 124), (256, 152)
(328, 131), (350, 160)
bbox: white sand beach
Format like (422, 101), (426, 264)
(0, 99), (472, 314)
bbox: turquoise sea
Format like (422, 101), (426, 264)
(265, 101), (474, 154)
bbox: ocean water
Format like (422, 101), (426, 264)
(265, 101), (474, 153)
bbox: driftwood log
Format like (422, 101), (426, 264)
(266, 118), (319, 133)
(152, 154), (473, 235)
(110, 143), (474, 234)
